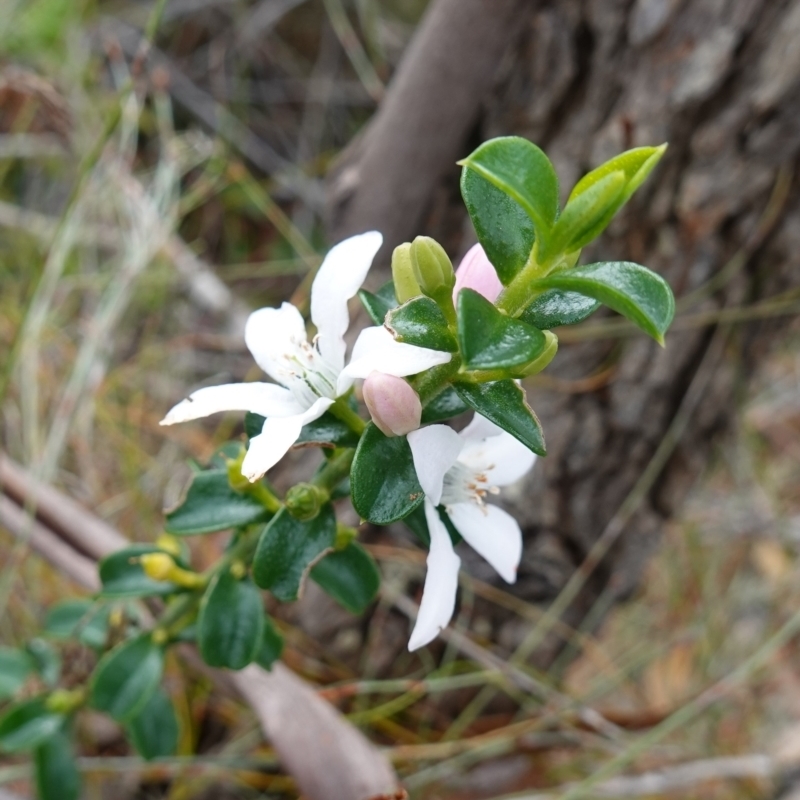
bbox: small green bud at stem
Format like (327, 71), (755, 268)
(410, 236), (455, 300)
(140, 552), (207, 590)
(515, 330), (559, 376)
(285, 483), (329, 521)
(334, 524), (357, 550)
(46, 688), (85, 714)
(392, 243), (422, 303)
(230, 560), (247, 580)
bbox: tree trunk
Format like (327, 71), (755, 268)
(327, 0), (800, 663)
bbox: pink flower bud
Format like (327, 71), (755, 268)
(453, 243), (503, 304)
(362, 372), (422, 437)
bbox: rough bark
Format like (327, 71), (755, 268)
(326, 0), (527, 258)
(326, 0), (800, 661)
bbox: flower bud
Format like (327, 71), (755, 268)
(409, 236), (455, 304)
(453, 243), (503, 304)
(362, 371), (422, 437)
(392, 243), (422, 303)
(514, 330), (559, 376)
(285, 482), (328, 521)
(140, 552), (176, 581)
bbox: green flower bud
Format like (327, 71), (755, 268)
(392, 243), (421, 303)
(409, 236), (455, 302)
(285, 483), (329, 521)
(514, 330), (559, 376)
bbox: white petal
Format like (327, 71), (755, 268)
(160, 382), (303, 425)
(458, 429), (537, 487)
(241, 397), (333, 481)
(448, 502), (522, 584)
(408, 501), (461, 651)
(407, 425), (463, 506)
(342, 326), (451, 390)
(459, 413), (504, 441)
(245, 303), (308, 383)
(311, 231), (383, 372)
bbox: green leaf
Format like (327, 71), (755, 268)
(0, 647), (34, 700)
(165, 469), (270, 535)
(565, 145), (667, 248)
(453, 380), (546, 455)
(358, 281), (398, 326)
(311, 542), (380, 614)
(34, 729), (80, 800)
(0, 698), (63, 753)
(244, 410), (265, 439)
(26, 639), (60, 687)
(385, 296), (458, 352)
(45, 600), (109, 650)
(126, 687), (179, 761)
(351, 424), (424, 524)
(550, 170), (626, 254)
(99, 545), (181, 598)
(402, 504), (430, 546)
(519, 289), (600, 329)
(90, 635), (164, 722)
(460, 166), (535, 285)
(569, 145), (666, 201)
(198, 571), (264, 670)
(533, 261), (675, 344)
(457, 288), (548, 371)
(420, 386), (469, 424)
(253, 505), (336, 602)
(460, 136), (559, 246)
(255, 617), (284, 670)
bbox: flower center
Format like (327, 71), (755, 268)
(274, 335), (339, 406)
(440, 461), (500, 509)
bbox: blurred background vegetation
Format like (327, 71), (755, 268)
(2, 0), (800, 798)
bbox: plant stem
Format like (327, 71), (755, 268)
(415, 356), (462, 405)
(313, 448), (355, 491)
(330, 397), (367, 435)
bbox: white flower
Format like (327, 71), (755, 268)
(161, 232), (451, 480)
(406, 415), (536, 650)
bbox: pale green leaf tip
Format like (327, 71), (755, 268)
(656, 333), (666, 347)
(456, 158), (468, 167)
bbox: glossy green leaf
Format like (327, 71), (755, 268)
(385, 296), (457, 352)
(457, 288), (547, 371)
(0, 647), (34, 700)
(198, 571), (264, 669)
(90, 635), (164, 722)
(99, 545), (181, 598)
(45, 600), (108, 650)
(253, 505), (336, 601)
(454, 380), (546, 455)
(549, 170), (626, 255)
(569, 145), (667, 201)
(34, 729), (80, 800)
(420, 386), (469, 424)
(26, 639), (60, 687)
(0, 698), (63, 753)
(565, 145), (667, 249)
(460, 166), (535, 285)
(351, 424), (424, 524)
(533, 261), (675, 344)
(402, 504), (430, 546)
(519, 289), (600, 329)
(126, 687), (179, 760)
(311, 542), (380, 614)
(165, 469), (270, 535)
(255, 617), (284, 670)
(460, 137), (559, 246)
(358, 281), (398, 325)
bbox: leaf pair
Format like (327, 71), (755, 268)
(253, 505), (380, 615)
(461, 137), (666, 271)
